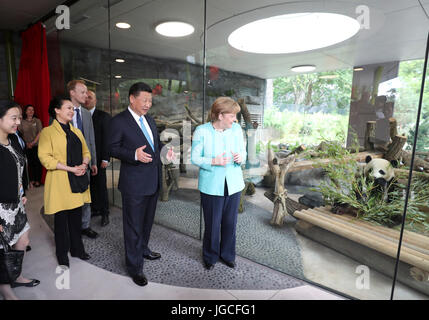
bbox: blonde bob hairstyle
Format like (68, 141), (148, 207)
(209, 97), (240, 122)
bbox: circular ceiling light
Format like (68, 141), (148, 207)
(115, 58), (125, 63)
(228, 13), (360, 54)
(291, 65), (316, 73)
(116, 22), (131, 29)
(155, 21), (194, 37)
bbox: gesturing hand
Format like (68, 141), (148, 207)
(231, 151), (242, 164)
(212, 152), (231, 166)
(136, 145), (153, 163)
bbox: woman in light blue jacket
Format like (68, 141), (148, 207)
(191, 97), (246, 270)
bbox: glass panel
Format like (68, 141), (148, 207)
(109, 0), (205, 239)
(393, 39), (429, 300)
(206, 0), (427, 299)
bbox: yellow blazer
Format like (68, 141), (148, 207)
(38, 120), (91, 215)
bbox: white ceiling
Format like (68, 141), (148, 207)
(2, 0), (429, 79)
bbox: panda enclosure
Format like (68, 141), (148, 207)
(265, 116), (429, 294)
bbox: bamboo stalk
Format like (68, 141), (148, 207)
(294, 209), (429, 272)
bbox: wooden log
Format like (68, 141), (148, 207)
(305, 208), (429, 260)
(289, 151), (384, 173)
(389, 118), (398, 140)
(385, 135), (407, 161)
(399, 150), (429, 172)
(312, 207), (429, 255)
(294, 209), (429, 272)
(237, 98), (252, 125)
(364, 121), (376, 151)
(410, 267), (429, 282)
(394, 168), (429, 181)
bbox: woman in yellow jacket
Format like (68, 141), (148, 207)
(38, 96), (91, 267)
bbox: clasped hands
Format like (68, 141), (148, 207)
(212, 151), (242, 166)
(71, 163), (88, 176)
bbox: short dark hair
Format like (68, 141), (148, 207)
(23, 104), (38, 119)
(128, 82), (152, 100)
(0, 100), (20, 119)
(48, 96), (71, 119)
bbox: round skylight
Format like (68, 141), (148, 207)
(228, 13), (360, 54)
(155, 21), (195, 37)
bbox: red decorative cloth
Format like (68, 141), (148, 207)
(15, 23), (51, 128)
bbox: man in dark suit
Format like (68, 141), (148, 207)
(109, 82), (174, 286)
(84, 90), (111, 227)
(68, 80), (98, 240)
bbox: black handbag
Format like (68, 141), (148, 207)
(0, 232), (24, 284)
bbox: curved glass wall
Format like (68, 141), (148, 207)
(26, 0), (429, 299)
(205, 0), (428, 300)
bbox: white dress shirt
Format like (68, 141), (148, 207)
(72, 105), (82, 129)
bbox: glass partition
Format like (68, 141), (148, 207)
(109, 0), (205, 238)
(393, 38), (429, 300)
(37, 0), (429, 299)
(206, 0), (428, 299)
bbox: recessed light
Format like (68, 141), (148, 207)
(114, 75), (122, 79)
(354, 67), (364, 71)
(115, 58), (125, 63)
(155, 21), (194, 37)
(116, 22), (130, 29)
(228, 13), (360, 54)
(291, 65), (316, 73)
(319, 74), (339, 79)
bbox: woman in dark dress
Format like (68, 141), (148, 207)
(0, 100), (40, 300)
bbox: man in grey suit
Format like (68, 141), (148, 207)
(68, 80), (99, 239)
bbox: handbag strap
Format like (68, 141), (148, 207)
(0, 232), (11, 253)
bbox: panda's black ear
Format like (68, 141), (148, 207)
(365, 155), (372, 164)
(390, 159), (399, 168)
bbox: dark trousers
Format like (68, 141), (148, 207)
(121, 191), (159, 276)
(54, 207), (85, 264)
(25, 146), (42, 183)
(200, 182), (241, 265)
(90, 166), (109, 216)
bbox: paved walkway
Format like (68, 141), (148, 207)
(10, 187), (343, 300)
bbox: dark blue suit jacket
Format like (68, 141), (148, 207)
(109, 108), (161, 196)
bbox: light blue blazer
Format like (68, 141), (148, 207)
(191, 122), (246, 196)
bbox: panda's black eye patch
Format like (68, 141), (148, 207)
(379, 170), (385, 175)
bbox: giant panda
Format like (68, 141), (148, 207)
(331, 155), (398, 215)
(363, 155), (398, 202)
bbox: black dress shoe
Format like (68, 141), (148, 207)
(71, 252), (91, 260)
(221, 259), (236, 268)
(11, 279), (40, 288)
(101, 215), (110, 227)
(204, 261), (214, 270)
(81, 228), (98, 239)
(143, 251), (161, 260)
(131, 274), (148, 286)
